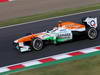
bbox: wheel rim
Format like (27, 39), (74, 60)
(33, 39), (43, 50)
(88, 28), (97, 39)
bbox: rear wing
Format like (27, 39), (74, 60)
(82, 17), (97, 28)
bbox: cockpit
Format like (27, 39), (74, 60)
(49, 27), (66, 33)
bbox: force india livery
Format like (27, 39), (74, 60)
(14, 17), (98, 52)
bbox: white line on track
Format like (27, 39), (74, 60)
(0, 9), (100, 29)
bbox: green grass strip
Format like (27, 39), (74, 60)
(1, 50), (100, 75)
(0, 3), (100, 27)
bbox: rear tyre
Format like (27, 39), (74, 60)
(31, 38), (43, 51)
(87, 27), (98, 40)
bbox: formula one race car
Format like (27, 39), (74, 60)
(14, 17), (98, 52)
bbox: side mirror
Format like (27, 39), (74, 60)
(45, 30), (49, 33)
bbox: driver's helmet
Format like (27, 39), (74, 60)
(58, 20), (63, 27)
(52, 21), (63, 31)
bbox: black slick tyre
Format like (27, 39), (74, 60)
(31, 38), (43, 51)
(87, 27), (98, 40)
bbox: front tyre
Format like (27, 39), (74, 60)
(87, 27), (98, 40)
(31, 38), (43, 51)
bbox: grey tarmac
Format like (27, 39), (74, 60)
(0, 10), (100, 67)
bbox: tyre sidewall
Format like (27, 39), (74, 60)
(87, 27), (98, 40)
(31, 38), (43, 51)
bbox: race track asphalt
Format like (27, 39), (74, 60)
(0, 10), (100, 67)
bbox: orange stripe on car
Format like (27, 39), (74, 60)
(17, 34), (38, 42)
(58, 21), (85, 29)
(17, 32), (46, 43)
